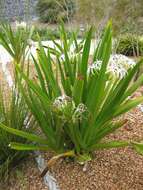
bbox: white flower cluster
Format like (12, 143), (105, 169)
(87, 60), (102, 74)
(15, 21), (27, 29)
(53, 95), (88, 123)
(88, 54), (136, 79)
(72, 103), (88, 122)
(53, 95), (74, 122)
(53, 95), (72, 109)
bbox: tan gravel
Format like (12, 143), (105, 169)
(0, 156), (48, 190)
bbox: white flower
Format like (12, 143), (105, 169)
(108, 54), (136, 78)
(53, 95), (72, 109)
(15, 21), (27, 29)
(88, 60), (102, 74)
(109, 54), (136, 70)
(53, 95), (75, 122)
(72, 103), (88, 122)
(88, 54), (136, 79)
(75, 103), (87, 114)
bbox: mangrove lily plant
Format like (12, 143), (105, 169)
(0, 80), (35, 181)
(0, 22), (143, 175)
(0, 23), (34, 64)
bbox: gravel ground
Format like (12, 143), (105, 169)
(0, 156), (48, 190)
(43, 103), (143, 190)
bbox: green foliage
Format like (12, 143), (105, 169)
(115, 34), (143, 56)
(76, 0), (108, 23)
(0, 24), (87, 42)
(32, 27), (58, 41)
(0, 22), (143, 167)
(0, 24), (35, 181)
(0, 83), (34, 181)
(76, 0), (143, 35)
(37, 0), (75, 23)
(112, 0), (143, 34)
(31, 26), (81, 41)
(0, 23), (34, 63)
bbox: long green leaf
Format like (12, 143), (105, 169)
(89, 141), (129, 151)
(10, 142), (50, 151)
(132, 142), (143, 155)
(0, 123), (48, 145)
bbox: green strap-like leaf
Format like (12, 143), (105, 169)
(114, 97), (143, 117)
(81, 27), (92, 79)
(121, 72), (143, 101)
(89, 140), (129, 151)
(90, 120), (127, 145)
(73, 27), (92, 105)
(16, 64), (51, 106)
(9, 142), (50, 151)
(132, 142), (143, 155)
(0, 123), (48, 145)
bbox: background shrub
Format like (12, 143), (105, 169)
(76, 0), (143, 35)
(32, 27), (64, 40)
(31, 26), (86, 41)
(37, 0), (75, 23)
(115, 34), (143, 56)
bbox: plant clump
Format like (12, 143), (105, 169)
(37, 0), (75, 23)
(115, 34), (143, 56)
(0, 22), (143, 176)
